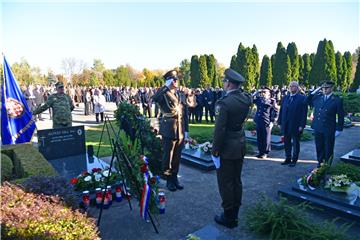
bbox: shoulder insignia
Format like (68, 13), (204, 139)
(215, 104), (221, 116)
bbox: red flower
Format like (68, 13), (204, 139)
(70, 178), (78, 184)
(281, 136), (285, 143)
(82, 171), (90, 176)
(92, 168), (101, 173)
(140, 164), (148, 173)
(150, 177), (156, 184)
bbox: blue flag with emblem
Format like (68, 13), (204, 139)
(1, 56), (36, 145)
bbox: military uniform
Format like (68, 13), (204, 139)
(152, 70), (188, 191)
(306, 81), (344, 166)
(33, 83), (74, 128)
(212, 68), (252, 228)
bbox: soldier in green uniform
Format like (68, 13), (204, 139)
(32, 82), (75, 128)
(211, 68), (252, 228)
(152, 70), (188, 192)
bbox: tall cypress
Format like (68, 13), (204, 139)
(309, 39), (337, 86)
(286, 42), (300, 81)
(298, 54), (304, 84)
(273, 42), (291, 87)
(259, 55), (272, 87)
(199, 55), (209, 88)
(230, 55), (237, 70)
(350, 53), (360, 92)
(335, 51), (344, 88)
(252, 44), (260, 88)
(190, 55), (200, 88)
(206, 54), (216, 87)
(301, 54), (312, 87)
(343, 51), (353, 91)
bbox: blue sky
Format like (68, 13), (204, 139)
(2, 1), (359, 74)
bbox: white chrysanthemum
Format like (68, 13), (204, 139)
(94, 173), (102, 182)
(84, 176), (92, 182)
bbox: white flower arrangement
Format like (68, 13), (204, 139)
(325, 174), (351, 192)
(199, 142), (213, 154)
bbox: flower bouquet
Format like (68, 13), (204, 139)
(185, 137), (198, 150)
(199, 142), (212, 154)
(324, 174), (351, 193)
(70, 168), (120, 192)
(300, 164), (330, 190)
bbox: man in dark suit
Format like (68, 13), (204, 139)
(152, 70), (188, 191)
(195, 89), (204, 123)
(278, 81), (307, 167)
(306, 81), (345, 167)
(203, 85), (216, 123)
(211, 68), (252, 228)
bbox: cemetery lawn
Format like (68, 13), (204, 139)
(189, 123), (215, 143)
(85, 122), (120, 157)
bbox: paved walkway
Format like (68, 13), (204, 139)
(34, 103), (360, 240)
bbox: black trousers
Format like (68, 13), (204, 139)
(96, 112), (104, 122)
(195, 106), (203, 123)
(162, 137), (184, 176)
(314, 131), (335, 165)
(256, 123), (267, 155)
(284, 128), (301, 161)
(216, 158), (243, 211)
(204, 104), (214, 122)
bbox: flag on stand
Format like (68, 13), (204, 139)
(1, 55), (36, 145)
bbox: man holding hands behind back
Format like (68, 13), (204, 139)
(211, 69), (252, 228)
(152, 70), (188, 192)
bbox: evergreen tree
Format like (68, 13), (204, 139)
(230, 55), (237, 70)
(341, 59), (348, 91)
(271, 54), (276, 83)
(199, 55), (209, 88)
(301, 54), (312, 87)
(232, 43), (257, 90)
(259, 55), (272, 87)
(298, 54), (304, 83)
(179, 59), (191, 87)
(252, 45), (260, 87)
(343, 51), (353, 91)
(273, 42), (291, 87)
(190, 55), (200, 88)
(309, 39), (337, 86)
(335, 52), (344, 88)
(350, 53), (360, 91)
(286, 42), (300, 81)
(206, 54), (216, 87)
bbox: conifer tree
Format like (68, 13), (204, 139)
(190, 55), (200, 88)
(199, 55), (209, 88)
(259, 55), (272, 87)
(286, 42), (300, 81)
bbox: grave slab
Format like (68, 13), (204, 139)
(245, 130), (284, 150)
(341, 149), (360, 166)
(181, 224), (234, 240)
(181, 148), (215, 171)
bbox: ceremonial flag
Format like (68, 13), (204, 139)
(1, 55), (36, 145)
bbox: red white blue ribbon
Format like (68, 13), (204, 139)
(140, 156), (151, 220)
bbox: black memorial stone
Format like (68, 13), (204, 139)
(182, 224), (234, 240)
(279, 182), (360, 221)
(181, 148), (215, 171)
(341, 149), (360, 166)
(38, 126), (86, 160)
(245, 130), (284, 150)
(48, 154), (110, 179)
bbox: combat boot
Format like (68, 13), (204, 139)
(174, 175), (184, 190)
(166, 176), (177, 192)
(214, 210), (238, 228)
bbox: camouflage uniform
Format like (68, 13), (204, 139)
(33, 93), (74, 128)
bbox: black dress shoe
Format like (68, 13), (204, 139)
(214, 213), (238, 229)
(173, 175), (184, 190)
(166, 181), (177, 192)
(281, 159), (291, 165)
(256, 154), (267, 159)
(289, 162), (296, 167)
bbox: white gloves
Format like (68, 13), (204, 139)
(335, 131), (341, 137)
(311, 87), (321, 95)
(165, 79), (173, 88)
(211, 155), (221, 169)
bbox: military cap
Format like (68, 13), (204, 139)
(224, 68), (245, 83)
(163, 70), (178, 80)
(55, 82), (64, 88)
(321, 81), (335, 88)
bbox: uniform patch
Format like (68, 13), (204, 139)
(215, 104), (221, 116)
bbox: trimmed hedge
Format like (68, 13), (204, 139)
(1, 182), (100, 239)
(1, 144), (57, 182)
(1, 153), (13, 182)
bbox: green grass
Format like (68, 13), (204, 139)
(189, 123), (215, 143)
(85, 121), (120, 157)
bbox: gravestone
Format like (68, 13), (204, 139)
(279, 182), (360, 221)
(38, 126), (86, 160)
(245, 130), (284, 149)
(341, 149), (360, 166)
(181, 148), (215, 171)
(37, 126), (109, 178)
